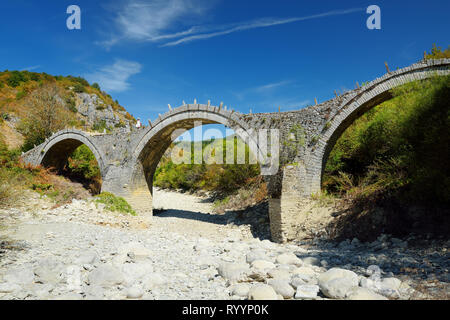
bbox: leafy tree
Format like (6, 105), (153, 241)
(7, 71), (26, 87)
(18, 84), (71, 151)
(425, 44), (450, 59)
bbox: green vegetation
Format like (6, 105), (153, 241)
(92, 119), (112, 133)
(17, 84), (71, 151)
(68, 145), (101, 180)
(95, 192), (136, 215)
(0, 70), (133, 129)
(323, 75), (450, 206)
(154, 136), (261, 194)
(425, 44), (450, 60)
(65, 144), (102, 194)
(0, 132), (67, 207)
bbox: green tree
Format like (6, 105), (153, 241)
(18, 84), (71, 151)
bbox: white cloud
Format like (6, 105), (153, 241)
(98, 4), (364, 48)
(85, 59), (142, 92)
(161, 7), (364, 46)
(20, 65), (41, 71)
(99, 0), (210, 48)
(254, 80), (291, 93)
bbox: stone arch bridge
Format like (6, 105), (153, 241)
(22, 59), (450, 242)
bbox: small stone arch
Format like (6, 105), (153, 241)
(305, 59), (450, 196)
(37, 129), (107, 177)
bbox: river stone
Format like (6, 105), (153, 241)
(292, 266), (316, 276)
(267, 279), (295, 299)
(291, 273), (317, 288)
(275, 253), (302, 266)
(4, 266), (35, 285)
(118, 241), (151, 260)
(74, 250), (99, 265)
(34, 258), (65, 283)
(320, 277), (359, 299)
(230, 283), (250, 297)
(346, 287), (388, 300)
(122, 262), (154, 286)
(217, 262), (249, 282)
(0, 282), (22, 293)
(88, 265), (124, 287)
(248, 284), (278, 300)
(127, 286), (144, 299)
(294, 284), (320, 299)
(143, 272), (167, 290)
(377, 277), (402, 298)
(302, 257), (320, 266)
(268, 268), (291, 280)
(318, 268), (359, 299)
(246, 250), (269, 264)
(251, 260), (276, 271)
(366, 265), (382, 276)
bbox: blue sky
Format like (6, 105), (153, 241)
(0, 0), (449, 124)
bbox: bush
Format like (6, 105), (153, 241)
(425, 44), (450, 60)
(92, 83), (101, 90)
(7, 71), (27, 87)
(95, 192), (136, 215)
(16, 90), (27, 100)
(65, 97), (77, 112)
(68, 145), (101, 180)
(73, 83), (86, 93)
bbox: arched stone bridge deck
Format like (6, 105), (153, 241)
(21, 58), (450, 242)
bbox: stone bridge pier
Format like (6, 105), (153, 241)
(21, 59), (450, 242)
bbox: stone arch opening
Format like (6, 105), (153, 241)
(38, 133), (105, 194)
(127, 105), (270, 215)
(305, 61), (450, 196)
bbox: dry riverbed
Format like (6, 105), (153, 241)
(0, 188), (448, 300)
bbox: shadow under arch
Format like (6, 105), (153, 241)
(37, 131), (106, 186)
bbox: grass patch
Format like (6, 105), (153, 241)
(94, 192), (136, 216)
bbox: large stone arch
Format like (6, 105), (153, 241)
(36, 129), (107, 177)
(305, 59), (450, 195)
(125, 104), (269, 211)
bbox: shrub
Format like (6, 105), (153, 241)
(425, 44), (450, 60)
(68, 145), (101, 180)
(95, 192), (136, 215)
(73, 83), (86, 93)
(16, 90), (27, 100)
(7, 71), (27, 87)
(65, 97), (77, 112)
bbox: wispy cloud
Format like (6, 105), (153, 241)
(98, 0), (211, 49)
(162, 8), (364, 47)
(254, 80), (292, 93)
(98, 3), (364, 48)
(85, 59), (142, 92)
(20, 65), (41, 71)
